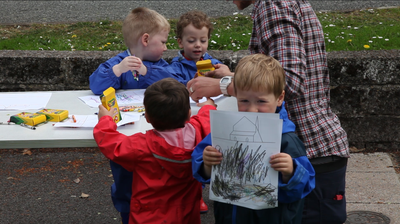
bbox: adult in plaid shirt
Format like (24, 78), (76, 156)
(187, 1), (350, 223)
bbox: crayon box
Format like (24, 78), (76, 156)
(100, 87), (122, 123)
(196, 59), (215, 77)
(10, 112), (47, 126)
(37, 109), (69, 122)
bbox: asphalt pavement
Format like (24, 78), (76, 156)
(1, 1), (400, 25)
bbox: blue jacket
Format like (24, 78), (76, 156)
(192, 102), (315, 224)
(170, 50), (222, 86)
(89, 49), (182, 94)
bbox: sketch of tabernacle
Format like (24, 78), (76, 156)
(209, 110), (282, 210)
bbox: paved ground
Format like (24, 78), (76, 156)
(1, 1), (400, 25)
(1, 148), (400, 224)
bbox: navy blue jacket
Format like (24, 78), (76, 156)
(170, 50), (222, 86)
(89, 49), (182, 94)
(192, 102), (315, 224)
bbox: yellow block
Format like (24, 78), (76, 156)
(196, 59), (215, 76)
(37, 109), (69, 122)
(100, 87), (122, 123)
(10, 112), (47, 126)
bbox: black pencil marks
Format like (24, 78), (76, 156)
(210, 115), (279, 207)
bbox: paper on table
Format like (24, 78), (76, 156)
(189, 94), (224, 104)
(79, 89), (146, 108)
(53, 113), (141, 128)
(0, 92), (52, 110)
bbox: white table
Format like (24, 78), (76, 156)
(0, 90), (237, 149)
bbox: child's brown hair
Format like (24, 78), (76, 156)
(122, 7), (170, 48)
(175, 10), (213, 39)
(144, 78), (190, 131)
(234, 54), (286, 98)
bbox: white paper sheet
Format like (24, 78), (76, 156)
(79, 89), (146, 108)
(189, 94), (224, 104)
(209, 110), (282, 210)
(0, 92), (52, 110)
(53, 113), (141, 128)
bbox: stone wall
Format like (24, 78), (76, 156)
(1, 49), (399, 151)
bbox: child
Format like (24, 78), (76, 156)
(89, 7), (181, 95)
(170, 10), (222, 212)
(89, 8), (182, 224)
(94, 78), (217, 224)
(170, 10), (223, 86)
(192, 54), (315, 224)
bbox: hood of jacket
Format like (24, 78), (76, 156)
(145, 129), (197, 180)
(276, 101), (296, 134)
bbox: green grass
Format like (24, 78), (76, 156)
(1, 7), (399, 52)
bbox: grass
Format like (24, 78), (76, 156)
(1, 7), (399, 52)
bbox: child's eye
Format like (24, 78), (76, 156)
(257, 100), (267, 103)
(201, 40), (207, 43)
(239, 99), (249, 103)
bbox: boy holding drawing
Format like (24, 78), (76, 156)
(170, 10), (223, 86)
(89, 7), (181, 95)
(192, 54), (315, 223)
(94, 78), (216, 224)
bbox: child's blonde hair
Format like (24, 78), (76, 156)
(175, 10), (213, 39)
(122, 7), (170, 48)
(234, 54), (286, 98)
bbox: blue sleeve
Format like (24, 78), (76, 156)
(89, 55), (125, 95)
(278, 155), (316, 203)
(192, 134), (212, 184)
(169, 62), (192, 86)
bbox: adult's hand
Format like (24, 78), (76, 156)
(187, 77), (221, 102)
(204, 63), (234, 78)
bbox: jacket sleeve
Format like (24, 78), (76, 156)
(278, 133), (315, 203)
(192, 134), (212, 184)
(89, 56), (125, 95)
(189, 105), (216, 138)
(169, 61), (191, 86)
(93, 116), (144, 172)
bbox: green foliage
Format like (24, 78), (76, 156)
(1, 8), (399, 52)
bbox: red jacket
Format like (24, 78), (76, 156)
(94, 105), (215, 224)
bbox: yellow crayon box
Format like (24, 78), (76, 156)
(196, 59), (215, 77)
(10, 112), (47, 126)
(100, 87), (122, 123)
(37, 109), (69, 122)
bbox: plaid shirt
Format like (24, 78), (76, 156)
(249, 0), (349, 159)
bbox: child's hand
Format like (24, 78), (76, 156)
(204, 64), (234, 78)
(197, 98), (216, 108)
(270, 153), (294, 183)
(113, 56), (143, 77)
(202, 146), (223, 178)
(97, 104), (114, 120)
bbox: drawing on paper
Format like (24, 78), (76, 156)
(210, 112), (282, 210)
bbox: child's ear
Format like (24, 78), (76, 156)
(277, 90), (285, 106)
(144, 112), (151, 123)
(141, 33), (150, 46)
(177, 38), (184, 49)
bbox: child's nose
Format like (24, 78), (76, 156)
(248, 104), (258, 112)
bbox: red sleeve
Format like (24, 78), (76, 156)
(93, 116), (146, 172)
(189, 105), (216, 140)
